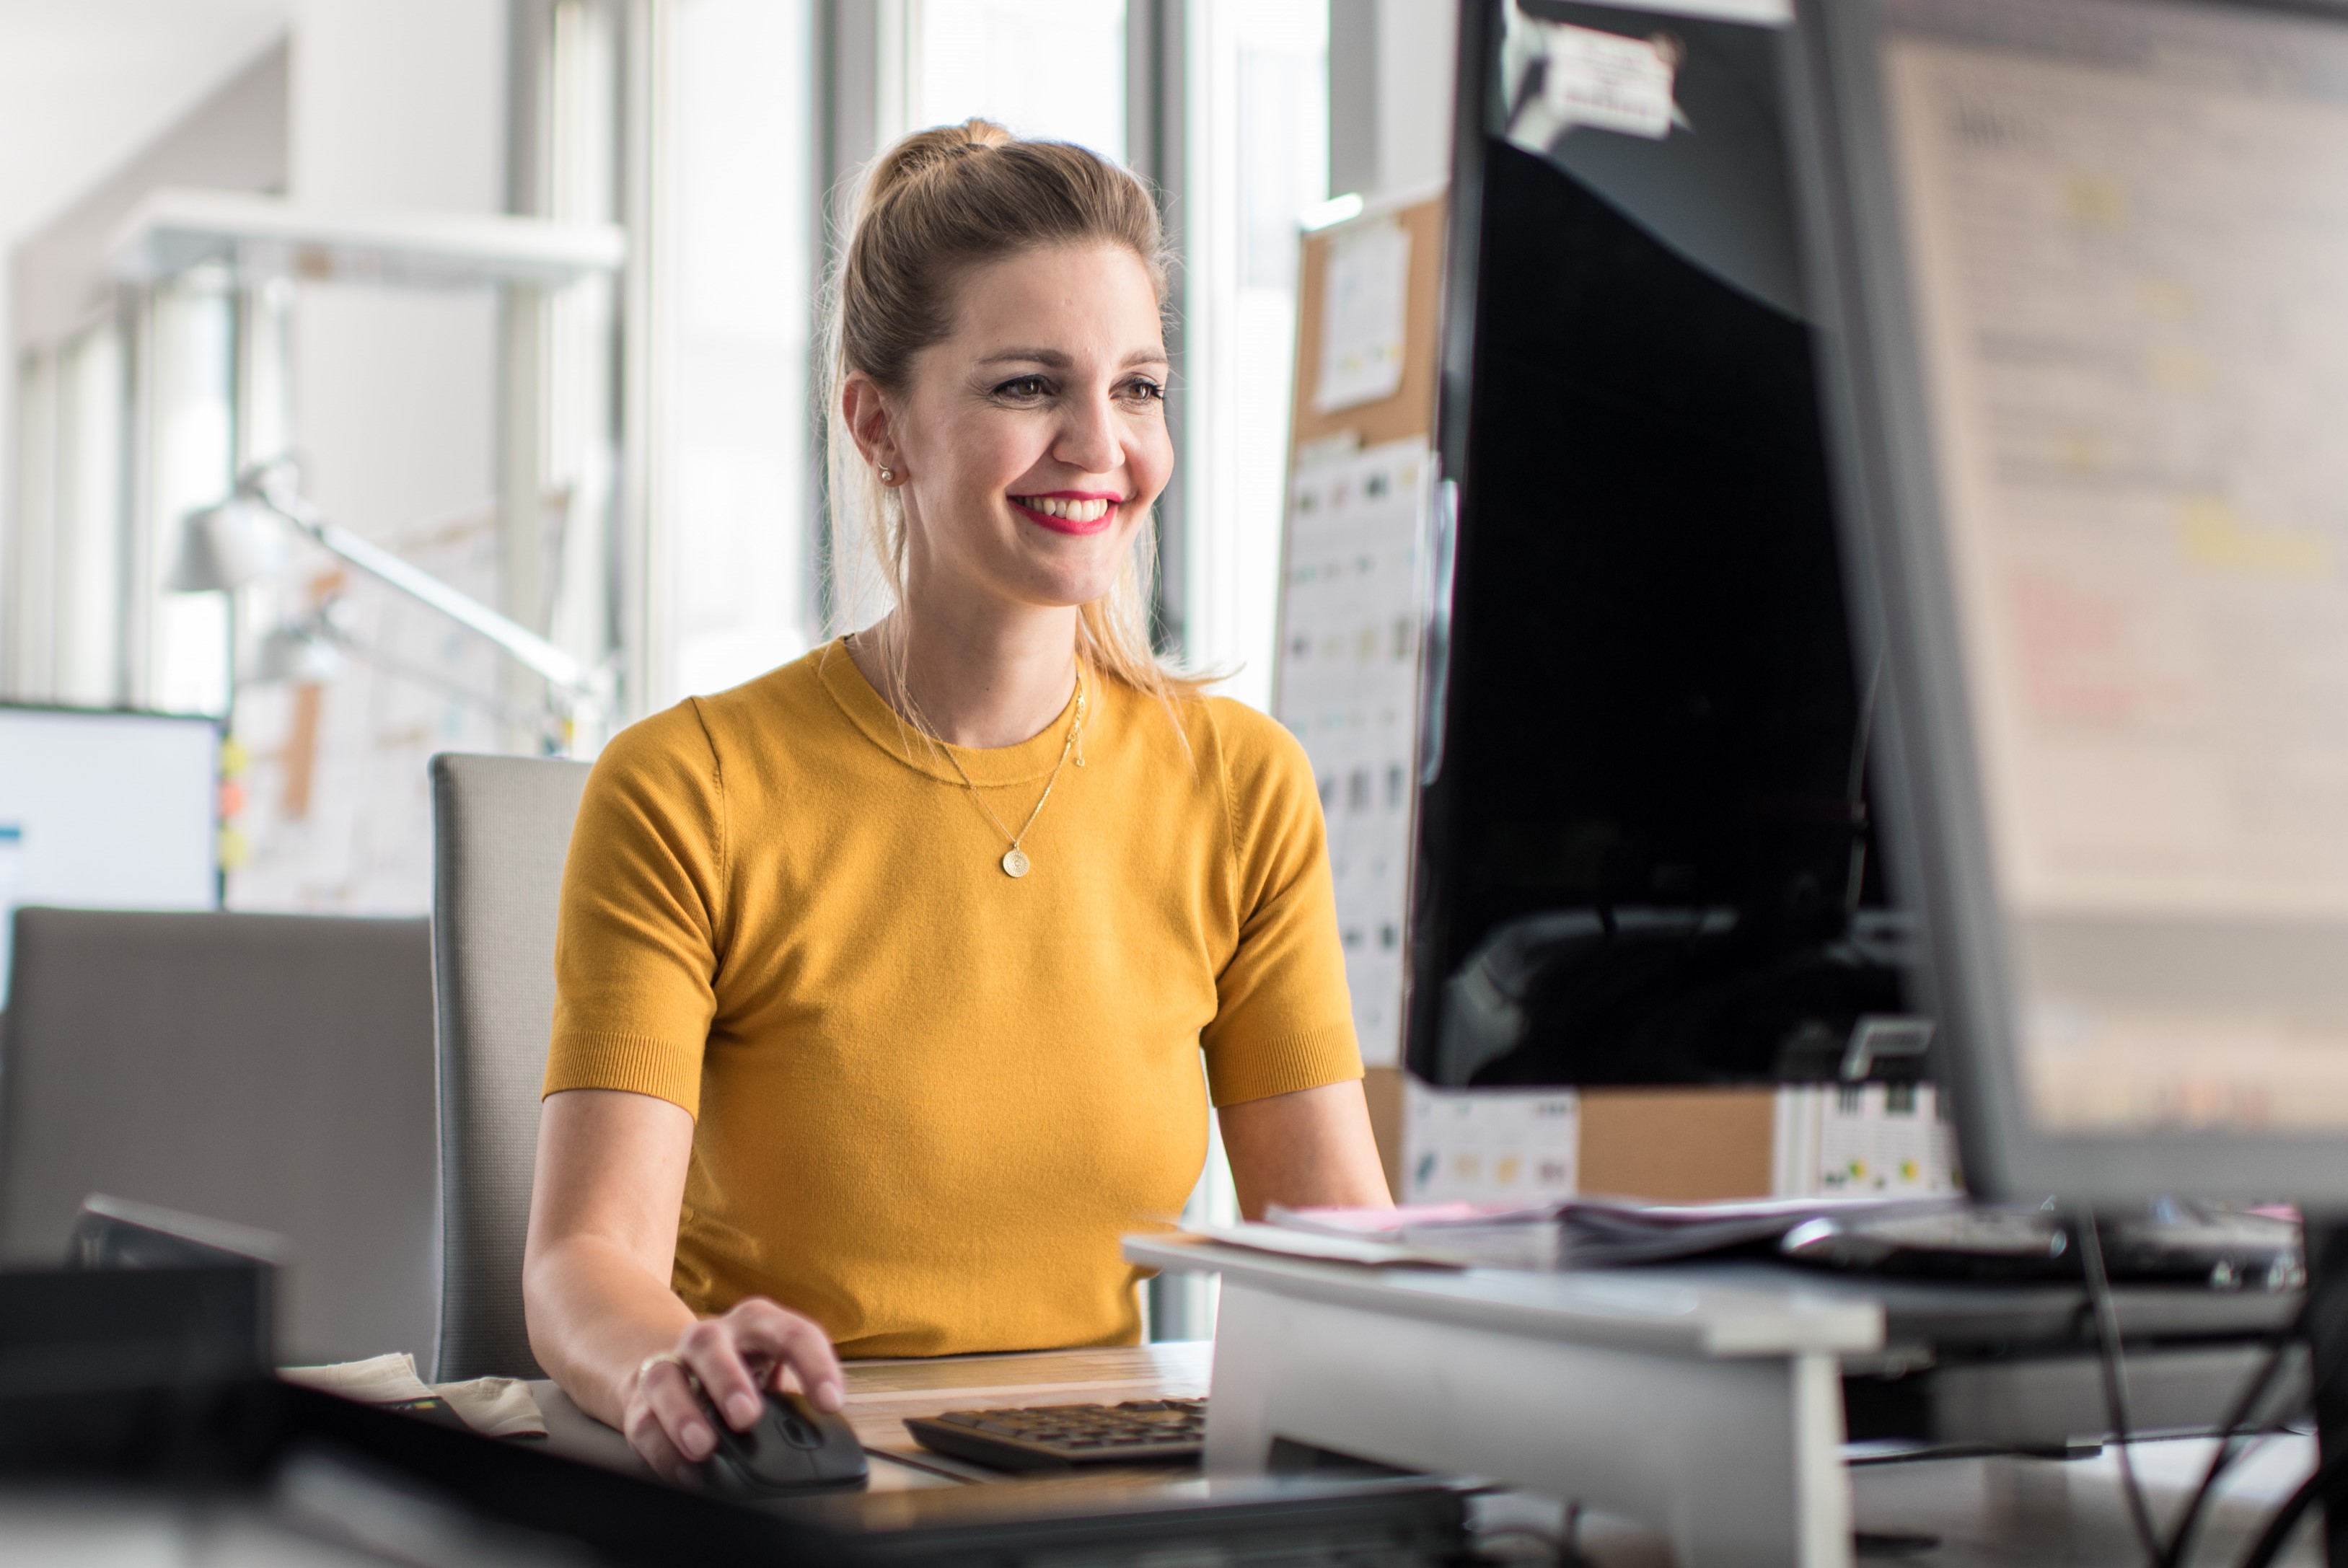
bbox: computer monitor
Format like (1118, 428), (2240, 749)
(1790, 0), (2348, 1204)
(66, 1194), (289, 1276)
(0, 705), (220, 999)
(1406, 0), (1917, 1091)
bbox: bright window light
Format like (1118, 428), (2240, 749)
(910, 0), (1127, 159)
(1184, 0), (1329, 713)
(667, 0), (821, 700)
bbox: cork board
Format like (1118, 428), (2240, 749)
(1288, 194), (1449, 452)
(1363, 1065), (1405, 1199)
(1576, 1086), (1778, 1202)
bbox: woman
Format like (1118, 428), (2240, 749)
(523, 119), (1392, 1483)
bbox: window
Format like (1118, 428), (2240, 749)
(1181, 0), (1327, 713)
(8, 319), (131, 710)
(147, 273), (237, 716)
(905, 0), (1127, 157)
(660, 0), (822, 702)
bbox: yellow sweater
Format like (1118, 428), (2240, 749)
(544, 641), (1362, 1357)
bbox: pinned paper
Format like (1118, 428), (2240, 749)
(1314, 221), (1411, 413)
(1542, 22), (1679, 141)
(1504, 18), (1684, 152)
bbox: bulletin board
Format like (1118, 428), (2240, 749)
(1270, 188), (1448, 1195)
(1286, 195), (1448, 453)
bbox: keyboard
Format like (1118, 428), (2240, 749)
(902, 1398), (1207, 1471)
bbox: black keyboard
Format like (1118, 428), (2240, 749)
(903, 1398), (1207, 1471)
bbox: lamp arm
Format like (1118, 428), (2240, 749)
(253, 483), (601, 699)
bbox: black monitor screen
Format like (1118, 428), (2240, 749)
(1407, 3), (1914, 1091)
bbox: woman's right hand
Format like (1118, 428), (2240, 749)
(622, 1296), (846, 1484)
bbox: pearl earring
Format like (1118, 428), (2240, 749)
(879, 465), (894, 483)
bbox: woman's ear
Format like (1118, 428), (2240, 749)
(841, 374), (904, 480)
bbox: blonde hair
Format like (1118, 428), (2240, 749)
(821, 118), (1205, 713)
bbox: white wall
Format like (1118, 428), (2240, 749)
(1375, 0), (1456, 198)
(225, 0), (511, 913)
(1327, 0), (1457, 202)
(5, 38), (291, 704)
(289, 0), (506, 545)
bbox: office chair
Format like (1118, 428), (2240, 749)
(0, 908), (437, 1365)
(429, 752), (590, 1382)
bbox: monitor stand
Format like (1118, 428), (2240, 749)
(2307, 1221), (2348, 1564)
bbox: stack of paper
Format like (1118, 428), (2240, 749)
(280, 1352), (547, 1438)
(1249, 1195), (1954, 1270)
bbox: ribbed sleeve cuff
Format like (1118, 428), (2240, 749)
(1203, 1018), (1363, 1108)
(542, 1031), (704, 1119)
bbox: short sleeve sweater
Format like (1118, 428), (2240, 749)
(543, 640), (1361, 1357)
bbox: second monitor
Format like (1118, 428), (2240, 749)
(1410, 1), (1912, 1093)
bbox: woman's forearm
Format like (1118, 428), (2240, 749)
(524, 1088), (702, 1427)
(524, 1233), (698, 1428)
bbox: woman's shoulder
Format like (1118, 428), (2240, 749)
(1169, 693), (1319, 811)
(681, 646), (835, 746)
(591, 648), (832, 789)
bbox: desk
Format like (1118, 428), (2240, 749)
(524, 1337), (2326, 1565)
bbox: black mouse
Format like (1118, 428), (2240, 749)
(700, 1388), (868, 1497)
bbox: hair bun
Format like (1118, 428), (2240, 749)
(859, 118), (1015, 214)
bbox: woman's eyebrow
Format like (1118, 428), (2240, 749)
(975, 348), (1171, 369)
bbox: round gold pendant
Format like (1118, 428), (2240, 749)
(1001, 847), (1031, 878)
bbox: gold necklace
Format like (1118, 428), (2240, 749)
(936, 666), (1087, 878)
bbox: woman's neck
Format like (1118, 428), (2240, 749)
(852, 603), (1081, 749)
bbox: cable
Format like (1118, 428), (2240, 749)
(2235, 1449), (2346, 1568)
(2077, 1210), (2168, 1567)
(2162, 1331), (2299, 1568)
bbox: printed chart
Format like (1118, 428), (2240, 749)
(1274, 436), (1430, 1067)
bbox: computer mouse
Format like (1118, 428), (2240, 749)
(700, 1388), (869, 1497)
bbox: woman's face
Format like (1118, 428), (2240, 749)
(862, 244), (1171, 614)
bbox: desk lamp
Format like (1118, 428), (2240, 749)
(173, 457), (614, 754)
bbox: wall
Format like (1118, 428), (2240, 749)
(227, 0), (513, 912)
(1374, 0), (1456, 197)
(287, 0), (505, 542)
(6, 44), (290, 704)
(1326, 0), (1458, 203)
(10, 45), (289, 351)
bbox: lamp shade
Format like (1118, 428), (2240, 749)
(250, 621), (344, 685)
(169, 498), (286, 592)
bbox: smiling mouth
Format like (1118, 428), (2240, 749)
(1009, 493), (1120, 535)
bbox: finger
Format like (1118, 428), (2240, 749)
(678, 1319), (766, 1432)
(725, 1301), (846, 1411)
(624, 1396), (700, 1486)
(643, 1359), (721, 1463)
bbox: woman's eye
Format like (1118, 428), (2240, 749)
(1122, 379), (1166, 404)
(994, 376), (1052, 400)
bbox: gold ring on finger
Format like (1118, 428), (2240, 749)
(638, 1349), (701, 1396)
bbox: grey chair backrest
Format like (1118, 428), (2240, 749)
(430, 751), (590, 1382)
(0, 908), (437, 1366)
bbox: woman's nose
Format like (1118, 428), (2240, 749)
(1051, 394), (1122, 477)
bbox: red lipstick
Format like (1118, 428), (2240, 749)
(1009, 490), (1122, 537)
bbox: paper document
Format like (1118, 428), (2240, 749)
(281, 1352), (548, 1438)
(1274, 439), (1430, 1065)
(1182, 1223), (1464, 1268)
(1314, 222), (1411, 413)
(1503, 16), (1687, 154)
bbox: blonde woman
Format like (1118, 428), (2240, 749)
(523, 120), (1392, 1481)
